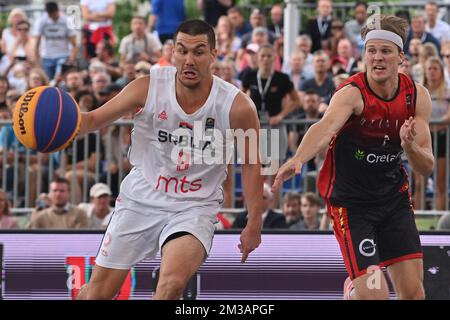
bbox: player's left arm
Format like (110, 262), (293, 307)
(400, 84), (434, 177)
(230, 92), (264, 263)
(79, 76), (149, 135)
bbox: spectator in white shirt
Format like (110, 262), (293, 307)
(78, 183), (113, 229)
(33, 2), (78, 81)
(119, 16), (161, 65)
(425, 1), (450, 44)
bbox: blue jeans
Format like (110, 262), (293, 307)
(42, 57), (68, 80)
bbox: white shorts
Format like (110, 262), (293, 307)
(95, 195), (219, 270)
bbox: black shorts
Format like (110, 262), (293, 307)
(431, 130), (447, 158)
(327, 192), (422, 280)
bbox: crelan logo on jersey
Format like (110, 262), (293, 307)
(354, 149), (401, 164)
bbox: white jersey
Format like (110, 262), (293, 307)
(124, 66), (239, 211)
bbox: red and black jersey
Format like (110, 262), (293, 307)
(318, 72), (417, 207)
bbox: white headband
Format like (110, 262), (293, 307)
(364, 29), (404, 49)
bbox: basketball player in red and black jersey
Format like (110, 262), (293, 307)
(272, 15), (434, 300)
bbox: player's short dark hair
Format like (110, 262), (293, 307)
(174, 19), (216, 50)
(45, 2), (58, 14)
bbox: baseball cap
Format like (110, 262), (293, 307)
(90, 183), (112, 198)
(331, 56), (346, 65)
(246, 43), (260, 54)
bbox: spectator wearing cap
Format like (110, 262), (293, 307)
(28, 177), (89, 229)
(135, 61), (152, 78)
(78, 183), (114, 229)
(33, 2), (78, 81)
(119, 16), (162, 66)
(437, 212), (450, 230)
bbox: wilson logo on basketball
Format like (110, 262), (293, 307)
(18, 90), (37, 135)
(158, 110), (168, 120)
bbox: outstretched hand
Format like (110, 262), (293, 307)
(400, 116), (417, 149)
(271, 157), (302, 193)
(238, 225), (261, 263)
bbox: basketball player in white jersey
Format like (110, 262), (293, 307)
(76, 20), (264, 299)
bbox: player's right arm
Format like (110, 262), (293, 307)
(78, 76), (149, 135)
(272, 85), (362, 191)
(230, 92), (264, 263)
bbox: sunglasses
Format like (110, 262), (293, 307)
(6, 95), (20, 100)
(17, 28), (29, 31)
